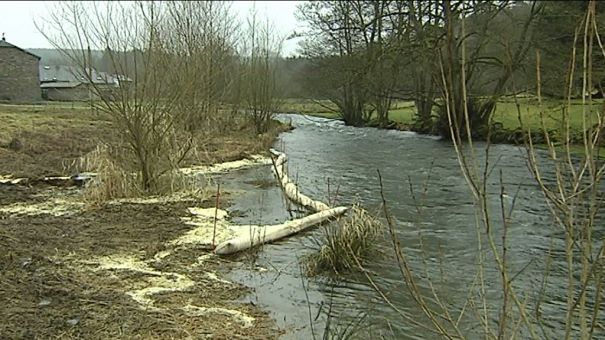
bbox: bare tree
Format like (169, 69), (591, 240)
(436, 1), (544, 140)
(522, 3), (605, 336)
(297, 1), (373, 127)
(163, 1), (238, 133)
(40, 1), (237, 194)
(237, 7), (284, 134)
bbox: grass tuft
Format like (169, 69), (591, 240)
(304, 203), (384, 277)
(79, 145), (140, 204)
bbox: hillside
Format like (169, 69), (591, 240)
(27, 48), (104, 67)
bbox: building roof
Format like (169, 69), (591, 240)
(39, 65), (118, 88)
(40, 82), (84, 89)
(0, 38), (41, 60)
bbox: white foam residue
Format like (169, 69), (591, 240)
(205, 272), (233, 285)
(189, 207), (228, 220)
(153, 249), (173, 262)
(171, 208), (237, 247)
(83, 254), (196, 307)
(0, 176), (27, 184)
(182, 304), (255, 328)
(180, 155), (271, 175)
(80, 254), (254, 329)
(194, 254), (215, 266)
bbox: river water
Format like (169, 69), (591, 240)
(218, 114), (603, 339)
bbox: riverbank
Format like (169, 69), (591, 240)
(0, 179), (284, 338)
(281, 98), (605, 156)
(0, 102), (291, 339)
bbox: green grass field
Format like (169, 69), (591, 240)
(492, 98), (603, 132)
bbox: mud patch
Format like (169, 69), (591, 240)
(0, 184), (48, 205)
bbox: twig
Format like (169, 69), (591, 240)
(212, 182), (220, 248)
(297, 257), (317, 340)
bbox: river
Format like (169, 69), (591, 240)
(216, 114), (603, 339)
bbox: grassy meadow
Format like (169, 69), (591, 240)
(281, 97), (603, 132)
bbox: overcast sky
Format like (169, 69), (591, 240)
(0, 1), (303, 56)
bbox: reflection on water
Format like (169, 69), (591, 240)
(219, 114), (603, 339)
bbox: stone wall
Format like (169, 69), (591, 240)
(0, 46), (41, 102)
(44, 85), (92, 102)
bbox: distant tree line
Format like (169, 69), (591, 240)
(281, 0), (604, 139)
(38, 0), (605, 144)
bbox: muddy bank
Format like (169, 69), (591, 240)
(0, 180), (282, 339)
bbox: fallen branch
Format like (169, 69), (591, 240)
(0, 175), (90, 187)
(269, 148), (330, 212)
(214, 207), (348, 255)
(214, 149), (348, 255)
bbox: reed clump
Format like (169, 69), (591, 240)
(304, 203), (384, 276)
(78, 145), (205, 205)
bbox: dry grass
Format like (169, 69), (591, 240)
(79, 145), (209, 205)
(78, 145), (140, 203)
(304, 204), (384, 277)
(73, 112), (287, 204)
(0, 102), (290, 338)
(0, 103), (116, 178)
(0, 102), (289, 179)
(0, 103), (109, 146)
(186, 115), (291, 166)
